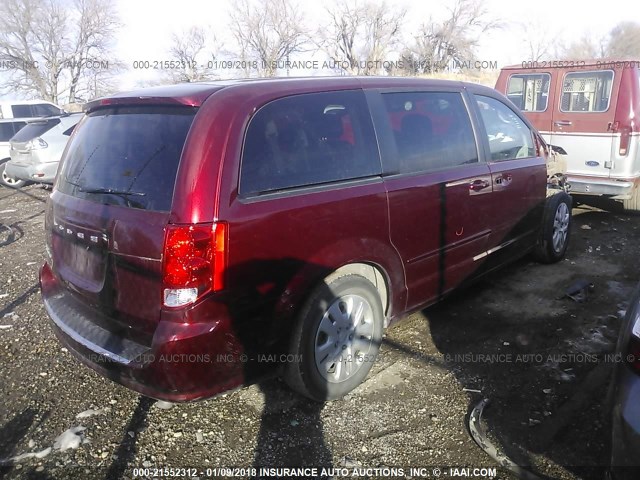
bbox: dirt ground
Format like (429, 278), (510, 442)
(0, 184), (638, 480)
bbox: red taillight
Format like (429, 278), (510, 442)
(619, 127), (631, 156)
(162, 222), (227, 308)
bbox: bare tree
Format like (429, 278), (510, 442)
(167, 26), (220, 83)
(0, 0), (120, 104)
(318, 0), (406, 75)
(557, 22), (640, 60)
(396, 0), (500, 75)
(229, 0), (307, 77)
(607, 21), (640, 58)
(557, 33), (608, 60)
(520, 20), (557, 62)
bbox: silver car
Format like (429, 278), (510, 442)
(6, 113), (82, 185)
(610, 282), (640, 479)
(0, 118), (29, 188)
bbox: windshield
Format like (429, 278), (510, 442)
(56, 106), (196, 211)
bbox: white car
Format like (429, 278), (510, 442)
(0, 118), (30, 187)
(0, 100), (65, 119)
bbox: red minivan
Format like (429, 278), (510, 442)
(496, 60), (640, 210)
(40, 78), (571, 402)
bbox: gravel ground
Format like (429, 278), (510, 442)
(1, 184), (638, 480)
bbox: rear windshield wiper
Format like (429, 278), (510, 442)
(78, 187), (146, 196)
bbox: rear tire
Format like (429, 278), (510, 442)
(0, 161), (26, 188)
(284, 274), (384, 402)
(533, 191), (572, 264)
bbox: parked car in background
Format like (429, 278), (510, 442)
(0, 118), (29, 187)
(609, 282), (640, 479)
(40, 78), (572, 403)
(0, 100), (65, 119)
(6, 113), (83, 185)
(495, 59), (640, 211)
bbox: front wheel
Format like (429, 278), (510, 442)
(284, 274), (384, 402)
(533, 191), (572, 263)
(0, 162), (26, 188)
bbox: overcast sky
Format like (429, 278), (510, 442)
(1, 0), (639, 100)
(113, 0), (639, 89)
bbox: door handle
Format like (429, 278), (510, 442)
(469, 179), (490, 191)
(554, 120), (572, 127)
(495, 174), (512, 187)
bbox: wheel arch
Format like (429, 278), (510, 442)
(322, 262), (390, 327)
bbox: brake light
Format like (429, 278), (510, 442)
(619, 126), (631, 156)
(626, 313), (640, 374)
(162, 222), (227, 308)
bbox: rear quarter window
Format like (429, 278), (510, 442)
(57, 106), (196, 212)
(240, 90), (380, 196)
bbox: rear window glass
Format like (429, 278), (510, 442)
(507, 73), (550, 112)
(57, 106), (196, 212)
(561, 70), (614, 112)
(12, 118), (60, 142)
(240, 90), (380, 196)
(0, 122), (25, 142)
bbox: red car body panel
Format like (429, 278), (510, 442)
(41, 77), (548, 401)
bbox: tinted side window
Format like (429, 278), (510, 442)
(380, 91), (477, 174)
(0, 122), (26, 141)
(0, 123), (15, 141)
(11, 105), (33, 117)
(507, 73), (550, 112)
(561, 70), (613, 112)
(475, 95), (535, 161)
(240, 90), (379, 196)
(34, 103), (62, 117)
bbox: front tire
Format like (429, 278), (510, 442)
(0, 162), (26, 188)
(284, 274), (384, 402)
(533, 191), (572, 263)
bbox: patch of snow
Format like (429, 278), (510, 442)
(76, 408), (109, 419)
(0, 209), (17, 214)
(53, 426), (86, 451)
(5, 447), (52, 463)
(155, 401), (175, 409)
(0, 325), (13, 330)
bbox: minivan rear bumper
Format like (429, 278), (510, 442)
(567, 175), (635, 199)
(40, 262), (246, 402)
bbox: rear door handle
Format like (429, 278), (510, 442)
(554, 120), (572, 127)
(495, 174), (512, 187)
